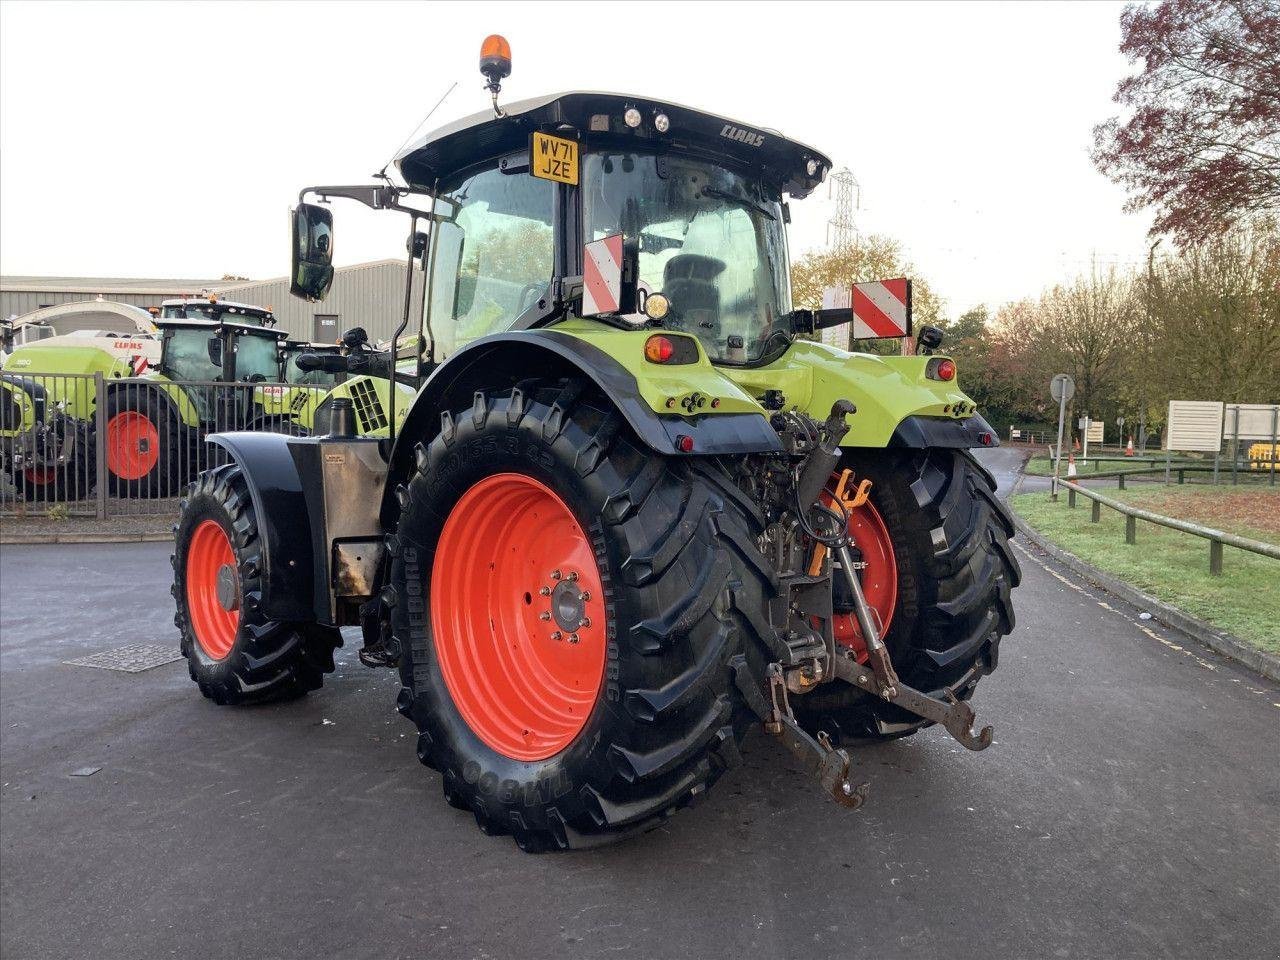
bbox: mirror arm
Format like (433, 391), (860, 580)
(299, 184), (402, 210)
(299, 184), (458, 222)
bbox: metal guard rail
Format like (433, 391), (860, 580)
(1056, 477), (1280, 574)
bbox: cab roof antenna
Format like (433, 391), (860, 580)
(479, 34), (512, 118)
(375, 81), (459, 183)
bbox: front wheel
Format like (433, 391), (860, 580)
(173, 465), (341, 704)
(391, 382), (774, 851)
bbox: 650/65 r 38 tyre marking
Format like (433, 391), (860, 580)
(173, 465), (341, 705)
(391, 381), (775, 852)
(432, 472), (607, 762)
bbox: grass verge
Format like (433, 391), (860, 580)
(1011, 484), (1280, 655)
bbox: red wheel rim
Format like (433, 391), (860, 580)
(24, 467), (56, 486)
(106, 411), (160, 480)
(185, 519), (240, 660)
(830, 494), (898, 662)
(430, 473), (607, 761)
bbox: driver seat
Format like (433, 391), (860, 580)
(663, 254), (725, 333)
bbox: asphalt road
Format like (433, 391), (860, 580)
(1, 447), (1277, 960)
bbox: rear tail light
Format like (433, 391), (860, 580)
(645, 335), (675, 363)
(926, 357), (956, 381)
(644, 334), (699, 364)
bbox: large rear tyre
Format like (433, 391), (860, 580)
(794, 448), (1020, 742)
(105, 390), (187, 498)
(390, 382), (773, 851)
(173, 465), (342, 705)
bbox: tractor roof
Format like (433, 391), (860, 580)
(396, 91), (832, 198)
(155, 318), (287, 338)
(161, 298), (274, 317)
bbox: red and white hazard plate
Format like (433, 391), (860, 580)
(852, 277), (912, 339)
(582, 234), (624, 316)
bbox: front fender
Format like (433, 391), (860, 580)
(205, 432), (316, 622)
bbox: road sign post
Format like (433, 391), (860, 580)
(1050, 374), (1074, 500)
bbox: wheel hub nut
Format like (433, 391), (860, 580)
(215, 564), (239, 612)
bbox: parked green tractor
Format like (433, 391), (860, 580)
(171, 41), (1020, 851)
(1, 308), (299, 499)
(101, 317), (297, 495)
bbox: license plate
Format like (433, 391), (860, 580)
(530, 131), (578, 185)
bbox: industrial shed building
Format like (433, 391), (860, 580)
(217, 260), (425, 345)
(1, 260), (423, 345)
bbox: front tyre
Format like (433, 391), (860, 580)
(391, 382), (773, 851)
(173, 465), (341, 705)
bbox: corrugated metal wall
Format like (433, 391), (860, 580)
(220, 260), (426, 344)
(3, 261), (425, 346)
(1, 290), (175, 317)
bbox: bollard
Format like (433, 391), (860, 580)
(1118, 474), (1126, 490)
(1125, 515), (1136, 545)
(1178, 469), (1185, 484)
(1209, 540), (1223, 576)
(1091, 499), (1101, 523)
(1068, 487), (1076, 508)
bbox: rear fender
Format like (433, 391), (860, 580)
(382, 330), (781, 526)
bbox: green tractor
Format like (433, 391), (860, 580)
(100, 315), (299, 496)
(171, 44), (1019, 851)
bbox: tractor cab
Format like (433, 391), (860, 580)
(153, 317), (289, 426)
(292, 90), (830, 375)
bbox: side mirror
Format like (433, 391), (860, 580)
(290, 203), (335, 302)
(207, 337), (223, 367)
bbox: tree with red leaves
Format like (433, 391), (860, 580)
(1093, 0), (1280, 243)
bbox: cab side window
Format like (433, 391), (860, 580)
(427, 166), (555, 357)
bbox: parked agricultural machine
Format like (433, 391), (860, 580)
(1, 303), (305, 500)
(170, 39), (1020, 850)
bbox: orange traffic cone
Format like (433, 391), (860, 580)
(1067, 453), (1077, 478)
(1125, 436), (1135, 457)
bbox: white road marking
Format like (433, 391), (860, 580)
(1012, 539), (1218, 671)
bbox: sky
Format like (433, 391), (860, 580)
(0, 0), (1154, 315)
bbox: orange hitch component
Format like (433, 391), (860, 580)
(807, 468), (872, 576)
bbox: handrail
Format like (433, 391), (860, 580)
(1056, 477), (1280, 573)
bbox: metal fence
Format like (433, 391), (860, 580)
(1, 372), (327, 518)
(1057, 477), (1280, 576)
